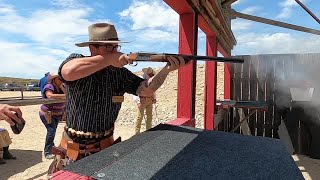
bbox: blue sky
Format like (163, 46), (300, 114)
(0, 0), (319, 79)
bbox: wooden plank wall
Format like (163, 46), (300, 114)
(222, 53), (320, 139)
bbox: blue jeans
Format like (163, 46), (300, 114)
(39, 113), (61, 156)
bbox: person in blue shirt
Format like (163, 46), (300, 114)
(39, 72), (50, 95)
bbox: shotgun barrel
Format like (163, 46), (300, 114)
(128, 52), (244, 63)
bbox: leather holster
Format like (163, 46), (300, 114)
(60, 133), (79, 161)
(44, 111), (53, 124)
(59, 132), (120, 161)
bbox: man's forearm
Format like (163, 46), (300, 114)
(47, 94), (66, 99)
(147, 68), (170, 91)
(136, 68), (170, 96)
(62, 55), (109, 81)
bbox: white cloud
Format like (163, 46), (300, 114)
(232, 19), (253, 31)
(241, 6), (262, 14)
(0, 41), (62, 78)
(51, 0), (80, 8)
(120, 0), (178, 31)
(119, 0), (179, 44)
(135, 29), (177, 42)
(0, 2), (103, 78)
(281, 0), (302, 7)
(0, 0), (180, 78)
(277, 7), (292, 19)
(231, 0), (243, 6)
(114, 0), (182, 53)
(277, 0), (308, 19)
(0, 8), (94, 45)
(233, 32), (320, 55)
(0, 3), (14, 13)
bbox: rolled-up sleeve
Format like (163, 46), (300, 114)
(43, 84), (55, 98)
(58, 53), (84, 83)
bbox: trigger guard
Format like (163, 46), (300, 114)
(129, 61), (138, 66)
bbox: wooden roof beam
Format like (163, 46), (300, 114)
(187, 0), (233, 53)
(199, 0), (234, 45)
(221, 0), (238, 8)
(228, 9), (320, 36)
(207, 0), (236, 43)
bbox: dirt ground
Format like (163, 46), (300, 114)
(0, 91), (319, 180)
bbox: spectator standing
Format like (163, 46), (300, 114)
(133, 67), (157, 134)
(0, 128), (16, 164)
(39, 73), (66, 159)
(39, 72), (50, 95)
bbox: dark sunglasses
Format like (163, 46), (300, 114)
(94, 44), (121, 52)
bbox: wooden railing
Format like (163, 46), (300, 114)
(0, 98), (66, 106)
(0, 87), (65, 106)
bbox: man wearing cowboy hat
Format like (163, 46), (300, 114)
(56, 22), (187, 163)
(133, 67), (157, 134)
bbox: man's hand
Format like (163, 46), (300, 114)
(165, 56), (187, 72)
(136, 56), (188, 96)
(0, 104), (22, 126)
(103, 53), (133, 68)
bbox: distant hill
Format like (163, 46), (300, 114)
(0, 77), (39, 86)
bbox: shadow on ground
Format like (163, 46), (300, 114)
(0, 149), (43, 180)
(294, 155), (320, 180)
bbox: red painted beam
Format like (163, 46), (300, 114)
(177, 13), (196, 122)
(204, 35), (217, 130)
(164, 0), (193, 14)
(166, 118), (196, 127)
(199, 14), (215, 36)
(165, 0), (215, 36)
(164, 0), (197, 127)
(167, 12), (197, 126)
(164, 0), (232, 126)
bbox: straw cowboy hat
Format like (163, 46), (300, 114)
(75, 23), (129, 47)
(47, 73), (60, 83)
(142, 67), (156, 75)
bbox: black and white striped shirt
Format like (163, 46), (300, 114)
(58, 53), (144, 133)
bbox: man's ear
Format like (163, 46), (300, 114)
(89, 45), (94, 52)
(89, 44), (99, 53)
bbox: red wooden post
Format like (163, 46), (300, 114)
(204, 35), (217, 130)
(167, 12), (196, 127)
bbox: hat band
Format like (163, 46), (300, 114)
(89, 37), (119, 41)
